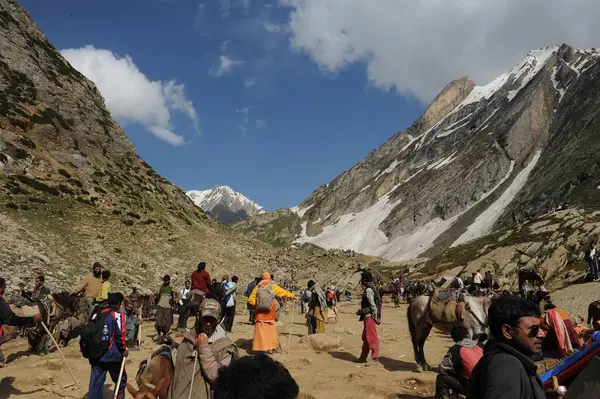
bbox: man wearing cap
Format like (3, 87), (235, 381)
(247, 272), (295, 354)
(169, 299), (238, 399)
(72, 262), (103, 319)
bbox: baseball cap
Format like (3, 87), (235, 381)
(201, 299), (221, 320)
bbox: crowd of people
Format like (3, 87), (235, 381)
(2, 259), (600, 399)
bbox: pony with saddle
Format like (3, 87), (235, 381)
(407, 289), (491, 371)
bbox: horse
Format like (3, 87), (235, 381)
(50, 292), (85, 346)
(407, 293), (490, 371)
(127, 345), (175, 399)
(379, 283), (404, 307)
(405, 281), (427, 303)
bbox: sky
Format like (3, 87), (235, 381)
(19, 0), (600, 210)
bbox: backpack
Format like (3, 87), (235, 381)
(256, 284), (275, 312)
(80, 309), (111, 362)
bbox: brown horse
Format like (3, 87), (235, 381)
(407, 294), (490, 371)
(127, 346), (175, 399)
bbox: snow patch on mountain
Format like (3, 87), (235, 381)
(296, 193), (401, 254)
(507, 47), (557, 101)
(187, 185), (264, 224)
(453, 150), (541, 246)
(296, 151), (524, 260)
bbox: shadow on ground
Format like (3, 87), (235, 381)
(378, 356), (421, 372)
(0, 377), (44, 399)
(79, 384), (114, 399)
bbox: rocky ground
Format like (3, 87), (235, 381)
(0, 301), (449, 399)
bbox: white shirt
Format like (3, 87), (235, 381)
(179, 288), (190, 305)
(225, 282), (237, 308)
(473, 273), (482, 284)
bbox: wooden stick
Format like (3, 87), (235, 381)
(113, 357), (126, 399)
(41, 322), (78, 389)
(287, 302), (296, 353)
(188, 351), (198, 399)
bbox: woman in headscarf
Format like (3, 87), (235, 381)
(247, 272), (295, 354)
(306, 280), (327, 334)
(155, 275), (174, 341)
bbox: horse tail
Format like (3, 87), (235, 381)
(407, 301), (417, 345)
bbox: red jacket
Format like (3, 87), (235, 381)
(191, 270), (211, 294)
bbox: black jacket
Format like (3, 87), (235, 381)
(467, 339), (545, 399)
(0, 296), (34, 327)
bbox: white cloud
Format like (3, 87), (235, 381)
(256, 119), (267, 128)
(237, 106), (250, 115)
(280, 0), (600, 102)
(211, 55), (245, 77)
(220, 40), (230, 53)
(219, 0), (252, 17)
(264, 21), (288, 34)
(236, 106), (250, 134)
(61, 45), (198, 146)
(244, 78), (256, 88)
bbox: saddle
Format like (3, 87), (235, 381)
(429, 290), (466, 325)
(187, 290), (206, 308)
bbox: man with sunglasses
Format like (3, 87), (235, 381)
(468, 295), (546, 399)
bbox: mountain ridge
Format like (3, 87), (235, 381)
(238, 44), (600, 259)
(187, 185), (264, 224)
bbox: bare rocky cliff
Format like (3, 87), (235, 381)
(246, 45), (600, 261)
(0, 0), (369, 295)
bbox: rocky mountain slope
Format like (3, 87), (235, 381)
(0, 0), (372, 296)
(187, 185), (264, 224)
(246, 45), (600, 260)
(232, 208), (302, 247)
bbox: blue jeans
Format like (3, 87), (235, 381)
(89, 361), (127, 399)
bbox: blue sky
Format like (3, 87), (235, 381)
(19, 0), (600, 210)
(19, 0), (424, 210)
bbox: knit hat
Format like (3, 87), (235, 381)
(201, 299), (221, 320)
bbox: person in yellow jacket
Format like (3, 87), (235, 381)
(248, 272), (295, 353)
(96, 270), (112, 305)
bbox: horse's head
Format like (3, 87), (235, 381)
(126, 380), (163, 399)
(127, 356), (173, 399)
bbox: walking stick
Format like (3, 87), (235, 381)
(287, 301), (296, 353)
(188, 351), (198, 399)
(113, 357), (126, 399)
(41, 321), (79, 389)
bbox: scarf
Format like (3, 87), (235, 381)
(312, 286), (327, 310)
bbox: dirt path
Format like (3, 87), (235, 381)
(0, 302), (450, 399)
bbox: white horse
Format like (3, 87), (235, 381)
(407, 294), (490, 371)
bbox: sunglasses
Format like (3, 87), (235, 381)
(513, 324), (542, 338)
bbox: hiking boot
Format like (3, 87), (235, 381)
(354, 357), (367, 364)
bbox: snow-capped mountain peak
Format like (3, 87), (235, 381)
(187, 185), (264, 224)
